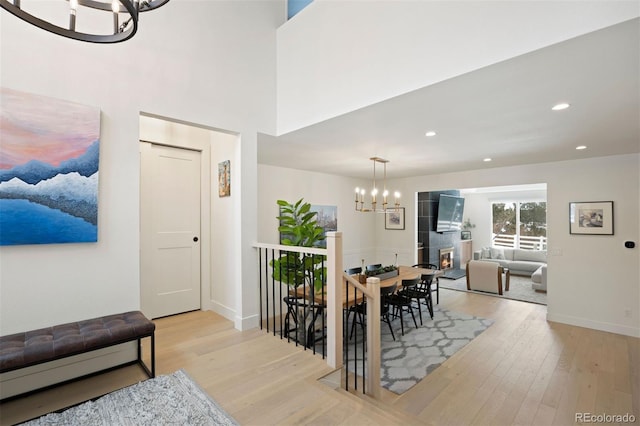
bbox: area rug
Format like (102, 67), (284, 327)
(21, 370), (238, 426)
(440, 268), (466, 280)
(346, 306), (493, 395)
(439, 274), (547, 305)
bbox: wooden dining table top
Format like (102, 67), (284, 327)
(363, 265), (443, 288)
(292, 265), (443, 307)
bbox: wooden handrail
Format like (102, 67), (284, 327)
(342, 272), (375, 298)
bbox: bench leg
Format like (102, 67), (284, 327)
(137, 332), (155, 378)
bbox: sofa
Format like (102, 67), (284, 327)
(473, 247), (546, 277)
(531, 264), (547, 292)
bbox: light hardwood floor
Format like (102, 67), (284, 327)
(1, 289), (638, 426)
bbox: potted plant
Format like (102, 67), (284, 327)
(365, 264), (399, 281)
(462, 218), (475, 240)
(271, 199), (326, 294)
(271, 199), (327, 347)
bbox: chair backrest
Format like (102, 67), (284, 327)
(380, 283), (398, 312)
(419, 274), (433, 288)
(345, 267), (362, 275)
(466, 260), (503, 294)
(412, 263), (439, 270)
(380, 282), (397, 297)
(401, 277), (420, 289)
(366, 264), (382, 271)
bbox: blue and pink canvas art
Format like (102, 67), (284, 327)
(0, 88), (100, 245)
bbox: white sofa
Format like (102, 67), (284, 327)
(531, 265), (547, 292)
(473, 247), (546, 277)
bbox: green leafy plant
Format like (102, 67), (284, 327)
(462, 219), (476, 230)
(271, 199), (326, 293)
(365, 264), (398, 277)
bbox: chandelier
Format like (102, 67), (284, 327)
(0, 0), (169, 43)
(354, 157), (401, 213)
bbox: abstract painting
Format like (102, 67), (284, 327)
(218, 160), (230, 197)
(0, 88), (101, 245)
(309, 204), (337, 248)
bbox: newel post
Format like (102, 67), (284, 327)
(325, 231), (343, 369)
(366, 276), (381, 398)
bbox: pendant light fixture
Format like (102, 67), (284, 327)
(354, 157), (401, 213)
(0, 0), (169, 44)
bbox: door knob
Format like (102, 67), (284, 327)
(193, 237), (199, 242)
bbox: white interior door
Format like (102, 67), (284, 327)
(140, 142), (201, 319)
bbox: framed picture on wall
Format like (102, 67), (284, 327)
(218, 160), (230, 197)
(385, 208), (405, 230)
(569, 201), (613, 235)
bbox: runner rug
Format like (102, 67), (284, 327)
(346, 306), (493, 395)
(21, 370), (238, 426)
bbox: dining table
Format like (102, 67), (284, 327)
(293, 265), (443, 307)
(342, 265), (443, 307)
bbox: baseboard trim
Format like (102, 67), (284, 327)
(547, 312), (640, 338)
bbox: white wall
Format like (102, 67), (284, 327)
(0, 1), (283, 334)
(258, 164), (379, 269)
(258, 155), (640, 337)
(277, 1), (639, 133)
(211, 132), (240, 319)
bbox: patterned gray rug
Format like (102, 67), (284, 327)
(21, 370), (237, 426)
(439, 274), (547, 305)
(346, 306), (493, 394)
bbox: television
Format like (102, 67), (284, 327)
(436, 194), (465, 232)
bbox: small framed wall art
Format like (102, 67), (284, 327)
(218, 160), (230, 197)
(569, 201), (613, 235)
(385, 207), (405, 230)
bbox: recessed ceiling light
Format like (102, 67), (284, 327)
(576, 145), (587, 150)
(483, 158), (492, 162)
(425, 131), (437, 137)
(552, 103), (570, 111)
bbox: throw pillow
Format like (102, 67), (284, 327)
(480, 247), (492, 259)
(490, 247), (505, 260)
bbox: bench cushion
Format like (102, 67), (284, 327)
(0, 311), (154, 373)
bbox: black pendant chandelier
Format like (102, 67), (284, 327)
(0, 0), (169, 43)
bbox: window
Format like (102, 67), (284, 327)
(492, 201), (546, 250)
(288, 0), (313, 19)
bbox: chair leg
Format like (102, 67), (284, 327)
(426, 294), (434, 319)
(408, 305), (418, 329)
(399, 308), (405, 336)
(384, 313), (395, 341)
(415, 297), (423, 326)
(436, 279), (440, 304)
(349, 309), (361, 339)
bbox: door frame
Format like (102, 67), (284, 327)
(139, 118), (212, 316)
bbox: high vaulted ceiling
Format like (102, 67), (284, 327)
(258, 18), (639, 179)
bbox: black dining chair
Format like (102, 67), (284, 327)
(349, 282), (398, 341)
(380, 283), (398, 341)
(413, 263), (440, 304)
(366, 264), (382, 272)
(402, 274), (434, 325)
(344, 266), (364, 336)
(387, 277), (420, 336)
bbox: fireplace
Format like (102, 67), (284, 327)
(439, 247), (454, 270)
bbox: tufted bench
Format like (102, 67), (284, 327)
(0, 311), (155, 397)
